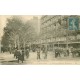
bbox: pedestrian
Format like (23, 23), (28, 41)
(17, 50), (21, 63)
(25, 48), (29, 59)
(55, 49), (58, 58)
(37, 47), (41, 59)
(42, 46), (45, 53)
(67, 49), (69, 56)
(14, 48), (18, 59)
(44, 47), (47, 59)
(42, 46), (47, 59)
(71, 47), (75, 58)
(9, 48), (12, 54)
(21, 49), (24, 63)
(55, 48), (60, 58)
(18, 48), (25, 63)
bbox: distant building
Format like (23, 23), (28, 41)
(25, 17), (40, 49)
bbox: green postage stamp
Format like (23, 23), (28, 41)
(68, 17), (79, 30)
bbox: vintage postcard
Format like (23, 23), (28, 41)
(0, 15), (80, 65)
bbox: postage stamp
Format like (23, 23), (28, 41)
(68, 17), (79, 30)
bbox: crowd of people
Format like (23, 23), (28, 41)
(9, 47), (30, 63)
(7, 46), (80, 63)
(8, 46), (48, 63)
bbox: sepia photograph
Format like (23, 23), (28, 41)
(0, 15), (80, 65)
(0, 0), (80, 80)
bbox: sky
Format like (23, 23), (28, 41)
(0, 15), (41, 40)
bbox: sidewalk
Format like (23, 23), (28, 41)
(0, 51), (80, 65)
(0, 52), (19, 65)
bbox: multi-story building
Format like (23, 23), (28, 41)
(40, 15), (80, 51)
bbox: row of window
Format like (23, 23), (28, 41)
(33, 34), (80, 44)
(41, 17), (61, 28)
(40, 23), (60, 34)
(40, 35), (80, 43)
(40, 36), (67, 43)
(40, 31), (80, 42)
(41, 15), (61, 24)
(41, 15), (57, 23)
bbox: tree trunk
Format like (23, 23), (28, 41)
(23, 39), (25, 53)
